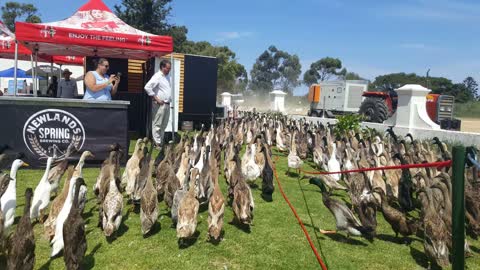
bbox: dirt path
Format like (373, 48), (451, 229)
(460, 118), (480, 133)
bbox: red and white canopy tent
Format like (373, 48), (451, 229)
(1, 20), (86, 94)
(15, 0), (174, 132)
(15, 0), (173, 59)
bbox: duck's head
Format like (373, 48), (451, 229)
(12, 159), (29, 169)
(309, 177), (327, 193)
(81, 150), (95, 160)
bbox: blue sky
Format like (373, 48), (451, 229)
(10, 0), (480, 95)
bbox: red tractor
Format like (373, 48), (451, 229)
(358, 85), (457, 129)
(358, 87), (398, 123)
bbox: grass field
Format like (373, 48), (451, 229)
(1, 142), (480, 269)
(455, 101), (480, 119)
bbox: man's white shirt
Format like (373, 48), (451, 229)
(144, 71), (171, 102)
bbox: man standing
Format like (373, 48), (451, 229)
(57, 69), (78, 98)
(144, 60), (172, 148)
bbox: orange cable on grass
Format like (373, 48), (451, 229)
(271, 157), (328, 270)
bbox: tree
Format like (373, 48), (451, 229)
(463, 76), (478, 100)
(344, 72), (364, 80)
(115, 0), (187, 51)
(371, 72), (478, 103)
(303, 57), (345, 85)
(250, 45), (301, 95)
(1, 2), (41, 31)
(181, 41), (247, 93)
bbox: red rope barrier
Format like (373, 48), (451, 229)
(299, 160), (452, 176)
(272, 159), (328, 270)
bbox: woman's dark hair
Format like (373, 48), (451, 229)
(93, 58), (108, 68)
(160, 59), (171, 69)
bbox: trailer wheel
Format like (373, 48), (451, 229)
(359, 97), (388, 123)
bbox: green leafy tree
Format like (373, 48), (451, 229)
(250, 45), (301, 95)
(344, 72), (364, 80)
(303, 57), (346, 85)
(463, 76), (478, 100)
(181, 41), (247, 93)
(114, 0), (187, 51)
(1, 2), (41, 31)
(372, 72), (478, 103)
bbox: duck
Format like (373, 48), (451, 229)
(7, 188), (35, 270)
(208, 159), (225, 241)
(172, 164), (192, 226)
(261, 144), (275, 201)
(51, 150), (93, 258)
(242, 143), (261, 183)
(197, 146), (214, 204)
(140, 159), (158, 235)
(310, 175), (347, 193)
(309, 178), (373, 239)
(123, 138), (145, 196)
(224, 141), (237, 185)
(177, 168), (200, 240)
(102, 164), (124, 237)
(94, 144), (122, 199)
(44, 165), (75, 240)
(132, 144), (152, 202)
(175, 150), (190, 187)
(287, 130), (303, 176)
(48, 143), (77, 196)
(327, 141), (341, 181)
(30, 156), (54, 221)
(373, 187), (419, 242)
(418, 187), (450, 268)
(63, 178), (87, 270)
(155, 143), (175, 201)
(312, 136), (328, 171)
(1, 159), (29, 229)
(275, 124), (287, 151)
(232, 168), (255, 226)
(393, 153), (415, 212)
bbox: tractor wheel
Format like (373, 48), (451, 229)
(359, 97), (388, 123)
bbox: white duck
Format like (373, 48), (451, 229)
(287, 131), (303, 175)
(275, 125), (287, 151)
(1, 159), (28, 229)
(242, 143), (261, 183)
(327, 142), (341, 181)
(30, 156), (54, 220)
(193, 146), (205, 172)
(51, 150), (92, 257)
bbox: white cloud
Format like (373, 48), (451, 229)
(215, 31), (253, 42)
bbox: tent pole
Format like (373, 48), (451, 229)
(34, 51), (38, 97)
(170, 53), (175, 143)
(30, 54), (35, 95)
(13, 41), (18, 96)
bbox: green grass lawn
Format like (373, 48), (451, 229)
(1, 143), (480, 269)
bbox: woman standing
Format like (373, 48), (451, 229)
(83, 58), (119, 100)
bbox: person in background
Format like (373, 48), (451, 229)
(144, 59), (172, 149)
(57, 69), (78, 98)
(46, 76), (58, 97)
(22, 79), (27, 94)
(83, 58), (119, 100)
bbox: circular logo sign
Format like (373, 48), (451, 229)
(23, 109), (85, 159)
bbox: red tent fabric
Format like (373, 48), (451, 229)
(51, 56), (84, 65)
(15, 0), (173, 60)
(0, 21), (33, 60)
(1, 21), (84, 65)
